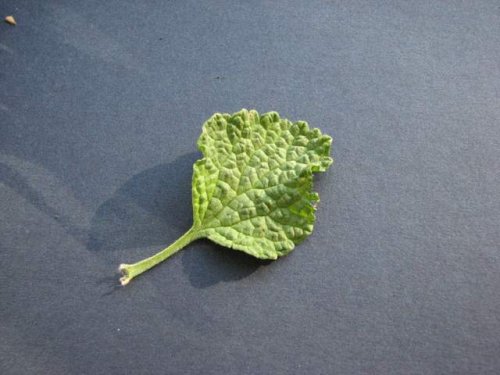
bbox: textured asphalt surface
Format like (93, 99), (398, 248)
(1, 1), (499, 374)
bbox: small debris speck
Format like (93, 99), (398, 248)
(5, 16), (16, 26)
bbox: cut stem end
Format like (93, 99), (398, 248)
(119, 264), (131, 286)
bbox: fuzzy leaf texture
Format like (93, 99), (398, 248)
(119, 109), (333, 285)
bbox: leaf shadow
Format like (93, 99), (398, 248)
(87, 151), (266, 286)
(181, 240), (271, 288)
(87, 152), (198, 252)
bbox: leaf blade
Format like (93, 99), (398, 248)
(193, 109), (333, 259)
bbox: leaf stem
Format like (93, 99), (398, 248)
(119, 227), (199, 286)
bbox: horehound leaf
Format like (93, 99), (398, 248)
(119, 109), (333, 285)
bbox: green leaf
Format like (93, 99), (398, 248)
(119, 109), (333, 285)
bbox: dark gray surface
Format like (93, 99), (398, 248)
(1, 1), (499, 374)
